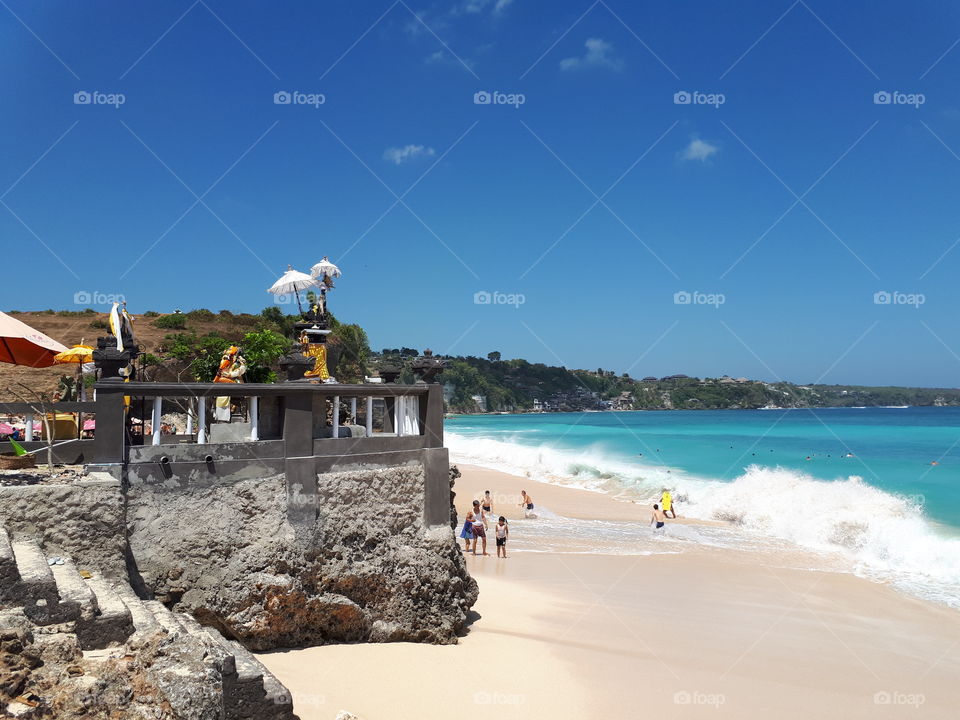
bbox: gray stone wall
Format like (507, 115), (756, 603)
(0, 474), (126, 574)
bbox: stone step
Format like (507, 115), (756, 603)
(143, 599), (185, 637)
(177, 612), (237, 677)
(0, 528), (16, 591)
(226, 638), (295, 715)
(49, 557), (94, 614)
(77, 572), (134, 649)
(108, 579), (160, 643)
(8, 539), (63, 621)
(177, 615), (296, 720)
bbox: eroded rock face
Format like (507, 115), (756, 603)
(127, 466), (478, 650)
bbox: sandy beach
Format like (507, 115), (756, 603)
(260, 464), (960, 719)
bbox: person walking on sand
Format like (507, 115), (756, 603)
(495, 516), (509, 558)
(660, 488), (676, 519)
(471, 501), (489, 555)
(519, 490), (535, 518)
(459, 510), (475, 552)
(650, 503), (667, 533)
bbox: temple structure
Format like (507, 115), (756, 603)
(0, 262), (473, 719)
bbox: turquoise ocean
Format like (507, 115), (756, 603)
(447, 407), (960, 609)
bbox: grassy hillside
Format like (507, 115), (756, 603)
(0, 308), (367, 396)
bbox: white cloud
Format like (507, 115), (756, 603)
(681, 138), (718, 162)
(383, 145), (436, 165)
(457, 0), (512, 14)
(560, 38), (623, 71)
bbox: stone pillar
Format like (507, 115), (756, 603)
(421, 384), (443, 448)
(93, 383), (126, 470)
(283, 391), (316, 529)
(422, 447), (452, 528)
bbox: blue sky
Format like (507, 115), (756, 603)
(3, 0), (960, 386)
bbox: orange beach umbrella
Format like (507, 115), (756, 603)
(0, 311), (68, 368)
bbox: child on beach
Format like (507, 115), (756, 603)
(482, 490), (494, 516)
(460, 511), (474, 551)
(495, 516), (509, 558)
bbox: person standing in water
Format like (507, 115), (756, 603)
(482, 490), (494, 517)
(519, 490), (535, 518)
(660, 488), (676, 519)
(650, 503), (667, 532)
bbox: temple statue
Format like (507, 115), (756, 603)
(57, 374), (77, 402)
(212, 346), (247, 421)
(301, 328), (332, 381)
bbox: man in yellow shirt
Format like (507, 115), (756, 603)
(660, 488), (676, 518)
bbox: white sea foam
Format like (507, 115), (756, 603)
(448, 431), (960, 609)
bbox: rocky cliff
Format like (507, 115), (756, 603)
(126, 465), (478, 650)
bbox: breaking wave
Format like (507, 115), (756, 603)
(447, 431), (960, 609)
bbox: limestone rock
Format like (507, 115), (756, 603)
(127, 467), (477, 650)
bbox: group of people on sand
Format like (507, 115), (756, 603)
(460, 490), (511, 557)
(650, 488), (677, 531)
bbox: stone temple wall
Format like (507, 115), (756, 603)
(1, 461), (477, 652)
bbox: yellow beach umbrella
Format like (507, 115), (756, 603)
(53, 344), (94, 364)
(53, 344), (95, 402)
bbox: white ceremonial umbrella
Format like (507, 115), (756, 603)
(310, 256), (341, 282)
(267, 265), (315, 314)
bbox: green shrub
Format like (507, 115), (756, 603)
(154, 314), (186, 330)
(143, 310), (159, 317)
(186, 308), (215, 321)
(89, 318), (109, 330)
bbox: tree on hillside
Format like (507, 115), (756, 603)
(487, 351), (501, 362)
(333, 323), (371, 383)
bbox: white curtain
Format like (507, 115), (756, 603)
(396, 396), (420, 436)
